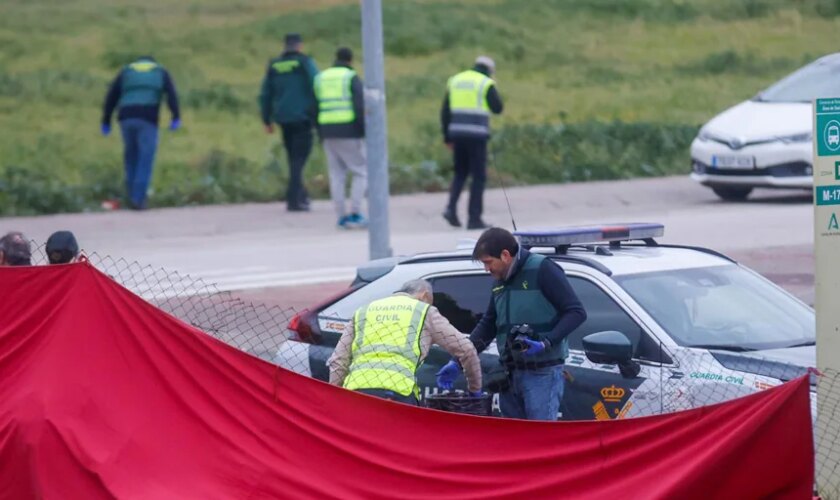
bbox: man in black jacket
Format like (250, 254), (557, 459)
(441, 56), (504, 230)
(259, 33), (320, 212)
(437, 228), (587, 420)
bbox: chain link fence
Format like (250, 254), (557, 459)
(22, 241), (840, 496)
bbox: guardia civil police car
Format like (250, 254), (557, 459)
(277, 224), (815, 420)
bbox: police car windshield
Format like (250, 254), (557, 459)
(614, 265), (814, 351)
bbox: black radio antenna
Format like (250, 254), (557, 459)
(490, 143), (517, 231)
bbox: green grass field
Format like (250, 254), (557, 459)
(1, 0), (839, 214)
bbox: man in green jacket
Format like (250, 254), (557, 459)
(259, 33), (320, 212)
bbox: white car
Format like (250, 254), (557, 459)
(690, 52), (840, 201)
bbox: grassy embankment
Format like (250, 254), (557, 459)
(1, 0), (839, 214)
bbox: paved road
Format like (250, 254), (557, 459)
(4, 176), (814, 306)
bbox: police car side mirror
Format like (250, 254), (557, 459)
(582, 330), (633, 365)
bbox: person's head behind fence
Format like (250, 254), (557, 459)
(0, 231), (32, 266)
(46, 230), (80, 264)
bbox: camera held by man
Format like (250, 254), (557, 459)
(509, 324), (546, 355)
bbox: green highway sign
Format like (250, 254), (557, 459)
(816, 185), (840, 205)
(817, 98), (840, 156)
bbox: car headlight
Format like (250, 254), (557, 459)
(697, 129), (713, 142)
(778, 132), (812, 144)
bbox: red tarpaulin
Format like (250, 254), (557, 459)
(0, 263), (813, 499)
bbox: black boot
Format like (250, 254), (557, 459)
(442, 208), (462, 227)
(467, 219), (491, 230)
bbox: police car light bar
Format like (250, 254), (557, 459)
(514, 223), (664, 249)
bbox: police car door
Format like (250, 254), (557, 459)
(423, 272), (496, 403)
(562, 275), (670, 421)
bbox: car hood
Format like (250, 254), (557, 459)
(710, 345), (816, 384)
(702, 100), (811, 142)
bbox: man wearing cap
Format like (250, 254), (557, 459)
(0, 231), (32, 266)
(314, 47), (368, 229)
(46, 231), (80, 264)
(441, 55), (504, 230)
(101, 55), (181, 211)
(259, 33), (320, 212)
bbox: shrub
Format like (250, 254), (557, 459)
(491, 121), (699, 185)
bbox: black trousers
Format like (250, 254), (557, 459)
(446, 138), (487, 223)
(280, 121), (314, 208)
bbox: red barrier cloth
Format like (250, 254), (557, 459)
(0, 263), (814, 499)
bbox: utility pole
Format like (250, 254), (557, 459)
(361, 0), (392, 259)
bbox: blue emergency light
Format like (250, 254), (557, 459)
(515, 223), (664, 250)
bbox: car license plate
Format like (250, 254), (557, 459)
(711, 155), (755, 169)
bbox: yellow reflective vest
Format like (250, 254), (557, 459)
(343, 295), (430, 397)
(314, 66), (356, 125)
(447, 69), (495, 139)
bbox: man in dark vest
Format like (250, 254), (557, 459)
(436, 227), (587, 420)
(259, 33), (320, 212)
(102, 56), (180, 210)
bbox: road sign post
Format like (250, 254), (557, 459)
(813, 97), (840, 495)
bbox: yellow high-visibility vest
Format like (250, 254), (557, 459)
(343, 295), (429, 397)
(314, 66), (356, 125)
(447, 69), (495, 138)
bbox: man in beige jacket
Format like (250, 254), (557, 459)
(328, 279), (482, 405)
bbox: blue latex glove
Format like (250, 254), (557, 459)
(435, 360), (462, 390)
(101, 124), (111, 136)
(169, 118), (181, 131)
(468, 391), (485, 398)
(516, 335), (547, 356)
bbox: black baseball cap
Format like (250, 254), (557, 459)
(285, 33), (303, 45)
(46, 230), (79, 264)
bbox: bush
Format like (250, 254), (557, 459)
(491, 121), (699, 184)
(0, 120), (698, 215)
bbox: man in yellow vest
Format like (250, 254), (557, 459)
(314, 47), (368, 229)
(441, 56), (504, 230)
(328, 279), (483, 405)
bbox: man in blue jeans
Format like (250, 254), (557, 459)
(101, 56), (180, 210)
(437, 228), (587, 420)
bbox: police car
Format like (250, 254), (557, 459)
(277, 223), (815, 420)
